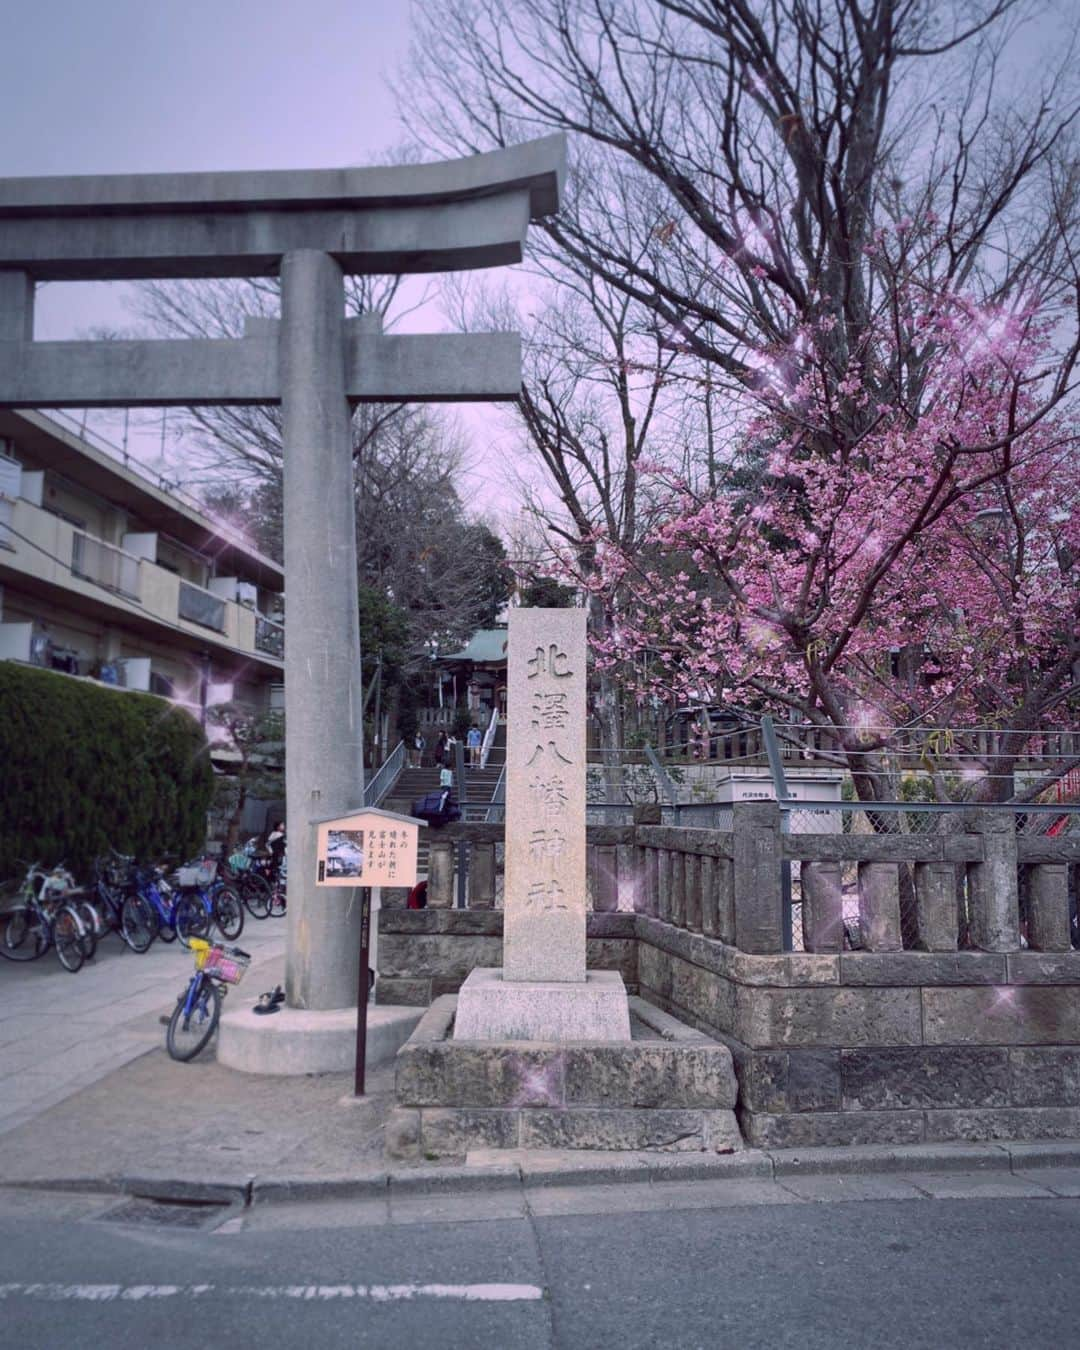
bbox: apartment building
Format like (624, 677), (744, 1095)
(0, 410), (284, 723)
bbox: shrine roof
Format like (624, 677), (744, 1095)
(438, 628), (509, 665)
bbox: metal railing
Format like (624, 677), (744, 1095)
(178, 580), (226, 632)
(71, 532), (141, 600)
(254, 614), (284, 658)
(479, 706), (500, 768)
(484, 765), (506, 824)
(364, 739), (405, 807)
(644, 743), (680, 806)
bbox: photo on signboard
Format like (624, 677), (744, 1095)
(326, 828), (365, 878)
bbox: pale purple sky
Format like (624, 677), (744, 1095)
(1, 0), (526, 522)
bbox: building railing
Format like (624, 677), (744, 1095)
(3, 497), (283, 668)
(397, 803), (1079, 954)
(71, 531), (141, 600)
(178, 580), (226, 632)
(254, 614), (284, 657)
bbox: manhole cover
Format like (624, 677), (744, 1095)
(99, 1197), (229, 1229)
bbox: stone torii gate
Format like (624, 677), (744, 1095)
(0, 138), (565, 1024)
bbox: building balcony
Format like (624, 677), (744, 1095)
(0, 494), (283, 672)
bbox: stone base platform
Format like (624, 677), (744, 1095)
(387, 994), (742, 1160)
(217, 1003), (424, 1077)
(453, 967), (632, 1042)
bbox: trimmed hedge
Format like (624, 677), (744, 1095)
(0, 663), (214, 880)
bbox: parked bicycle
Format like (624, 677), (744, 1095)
(166, 937), (250, 1062)
(118, 861), (205, 952)
(0, 861), (92, 972)
(222, 839), (275, 920)
(170, 857), (245, 942)
(86, 851), (133, 946)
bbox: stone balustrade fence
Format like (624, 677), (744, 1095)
(409, 802), (1079, 957)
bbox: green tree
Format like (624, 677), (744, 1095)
(205, 702), (284, 850)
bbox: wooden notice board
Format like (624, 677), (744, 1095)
(312, 807), (421, 889)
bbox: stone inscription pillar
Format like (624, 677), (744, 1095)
(503, 606), (587, 983)
(281, 249), (365, 1011)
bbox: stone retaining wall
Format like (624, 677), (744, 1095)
(378, 908), (1080, 1147)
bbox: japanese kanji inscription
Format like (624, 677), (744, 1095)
(504, 606), (587, 982)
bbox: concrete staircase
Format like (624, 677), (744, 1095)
(383, 736), (506, 881)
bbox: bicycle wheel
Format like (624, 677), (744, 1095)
(175, 895), (209, 948)
(269, 881), (286, 917)
(74, 901), (98, 960)
(242, 873), (272, 920)
(212, 887), (245, 940)
(120, 894), (156, 953)
(78, 898), (107, 938)
(53, 905), (85, 972)
(166, 977), (221, 1062)
(0, 907), (49, 961)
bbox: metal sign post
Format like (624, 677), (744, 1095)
(309, 806), (422, 1098)
(355, 887), (371, 1097)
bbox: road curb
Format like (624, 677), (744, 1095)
(8, 1138), (1080, 1207)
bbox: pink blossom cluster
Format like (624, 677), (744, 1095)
(587, 288), (1079, 740)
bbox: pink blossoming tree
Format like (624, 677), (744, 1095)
(589, 279), (1079, 801)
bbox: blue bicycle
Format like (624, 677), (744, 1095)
(171, 859), (245, 942)
(166, 938), (250, 1062)
(118, 863), (205, 951)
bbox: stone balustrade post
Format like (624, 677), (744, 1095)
(699, 855), (718, 938)
(684, 853), (702, 933)
(802, 860), (844, 953)
(642, 847), (660, 917)
(669, 849), (687, 928)
(857, 861), (903, 951)
(470, 842), (496, 910)
(427, 840), (455, 908)
(716, 857), (735, 945)
(914, 861), (959, 952)
(1027, 863), (1071, 952)
(657, 849), (673, 923)
(732, 802), (784, 953)
(967, 809), (1020, 952)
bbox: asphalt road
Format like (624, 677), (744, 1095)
(2, 1185), (1078, 1350)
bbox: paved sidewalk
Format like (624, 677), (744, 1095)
(0, 917), (286, 1136)
(7, 921), (1080, 1210)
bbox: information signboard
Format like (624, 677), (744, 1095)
(312, 807), (421, 890)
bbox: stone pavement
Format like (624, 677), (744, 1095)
(0, 917), (286, 1137)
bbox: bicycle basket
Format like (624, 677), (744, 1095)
(176, 859), (217, 888)
(195, 943), (250, 985)
(227, 850), (251, 873)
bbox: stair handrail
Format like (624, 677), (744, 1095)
(484, 764), (507, 824)
(364, 738), (405, 807)
(479, 705), (500, 768)
(644, 743), (680, 806)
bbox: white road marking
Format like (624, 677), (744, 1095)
(0, 1280), (544, 1303)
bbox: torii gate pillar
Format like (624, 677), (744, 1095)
(279, 250), (363, 1009)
